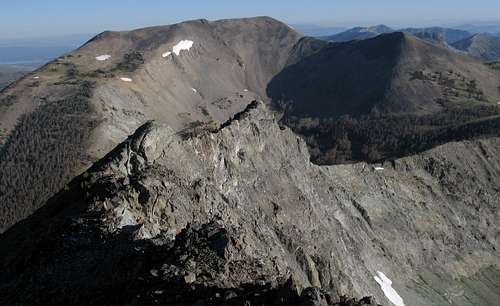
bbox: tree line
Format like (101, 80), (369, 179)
(282, 105), (500, 164)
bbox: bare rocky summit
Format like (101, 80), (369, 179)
(1, 101), (498, 305)
(0, 17), (304, 232)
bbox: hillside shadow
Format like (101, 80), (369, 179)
(267, 33), (404, 119)
(266, 33), (500, 165)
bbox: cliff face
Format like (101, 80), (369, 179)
(1, 102), (499, 305)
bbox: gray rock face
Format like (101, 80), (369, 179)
(0, 101), (499, 305)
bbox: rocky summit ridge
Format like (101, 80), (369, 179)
(0, 101), (499, 306)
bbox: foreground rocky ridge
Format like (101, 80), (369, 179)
(1, 101), (499, 305)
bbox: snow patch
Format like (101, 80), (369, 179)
(243, 89), (249, 92)
(120, 77), (133, 82)
(161, 40), (193, 58)
(96, 54), (111, 61)
(374, 271), (405, 306)
(173, 40), (194, 55)
(33, 76), (40, 79)
(374, 167), (385, 171)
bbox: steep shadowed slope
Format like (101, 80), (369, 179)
(452, 33), (500, 61)
(269, 32), (500, 118)
(268, 32), (500, 164)
(400, 27), (471, 45)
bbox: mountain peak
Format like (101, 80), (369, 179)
(0, 16), (303, 232)
(368, 24), (393, 33)
(325, 24), (394, 42)
(452, 32), (500, 60)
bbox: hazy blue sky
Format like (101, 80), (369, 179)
(1, 0), (500, 39)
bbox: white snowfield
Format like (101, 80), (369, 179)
(96, 54), (111, 61)
(374, 271), (405, 306)
(120, 77), (133, 82)
(162, 40), (194, 57)
(173, 40), (194, 55)
(374, 167), (385, 171)
(33, 76), (40, 79)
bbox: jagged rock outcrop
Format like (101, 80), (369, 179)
(0, 101), (498, 305)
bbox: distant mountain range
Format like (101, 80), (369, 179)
(320, 25), (393, 42)
(322, 25), (500, 61)
(323, 25), (472, 44)
(290, 24), (347, 36)
(454, 23), (500, 34)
